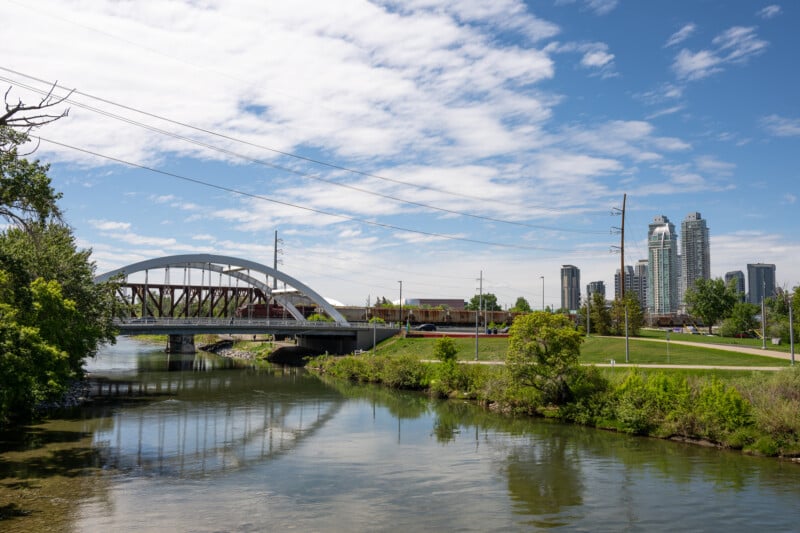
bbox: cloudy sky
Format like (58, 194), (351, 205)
(2, 0), (798, 308)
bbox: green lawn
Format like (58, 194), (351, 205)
(638, 328), (792, 352)
(581, 336), (786, 367)
(372, 334), (789, 367)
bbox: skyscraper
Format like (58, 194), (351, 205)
(647, 215), (679, 315)
(747, 263), (776, 304)
(725, 270), (745, 302)
(615, 261), (647, 308)
(561, 265), (581, 311)
(587, 280), (606, 300)
(680, 212), (710, 309)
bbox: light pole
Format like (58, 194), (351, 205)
(540, 276), (545, 311)
(761, 279), (766, 350)
(789, 293), (795, 366)
(398, 280), (403, 328)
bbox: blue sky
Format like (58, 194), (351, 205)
(2, 0), (798, 308)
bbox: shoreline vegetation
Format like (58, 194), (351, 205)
(77, 331), (800, 460)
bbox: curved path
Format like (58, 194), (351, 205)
(623, 336), (795, 362)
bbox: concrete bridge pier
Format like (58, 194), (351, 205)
(167, 334), (196, 354)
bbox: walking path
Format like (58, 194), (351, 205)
(626, 336), (795, 362)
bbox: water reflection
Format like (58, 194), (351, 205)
(2, 339), (800, 532)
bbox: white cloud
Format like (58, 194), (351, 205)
(761, 114), (800, 137)
(673, 26), (767, 80)
(585, 0), (619, 15)
(665, 23), (696, 48)
(783, 193), (797, 205)
(89, 219), (131, 231)
(546, 41), (616, 76)
(757, 5), (782, 19)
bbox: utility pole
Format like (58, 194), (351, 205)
(398, 280), (403, 328)
(586, 289), (591, 337)
(611, 193), (627, 299)
(475, 270), (483, 361)
(540, 275), (545, 311)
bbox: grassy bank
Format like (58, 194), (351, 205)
(308, 339), (800, 457)
(373, 334), (787, 368)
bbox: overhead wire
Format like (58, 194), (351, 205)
(1, 67), (609, 234)
(37, 135), (583, 253)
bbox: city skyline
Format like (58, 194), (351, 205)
(2, 1), (799, 308)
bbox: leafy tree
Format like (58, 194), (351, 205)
(685, 278), (738, 334)
(587, 291), (611, 335)
(0, 127), (62, 230)
(719, 302), (760, 338)
(610, 294), (644, 336)
(511, 296), (532, 313)
(465, 292), (501, 311)
(433, 336), (458, 363)
(506, 311), (584, 405)
(307, 313), (334, 322)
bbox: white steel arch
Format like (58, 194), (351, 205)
(94, 253), (349, 325)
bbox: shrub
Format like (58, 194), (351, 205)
(433, 336), (458, 363)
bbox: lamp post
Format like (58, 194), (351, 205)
(789, 294), (795, 366)
(398, 280), (403, 328)
(761, 279), (766, 350)
(540, 275), (545, 311)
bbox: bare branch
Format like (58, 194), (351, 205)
(1, 82), (73, 129)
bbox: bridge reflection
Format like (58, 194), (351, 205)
(85, 363), (344, 478)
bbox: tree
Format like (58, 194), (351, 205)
(685, 278), (738, 334)
(506, 311), (584, 405)
(433, 336), (458, 363)
(511, 296), (532, 313)
(465, 292), (501, 311)
(588, 291), (611, 335)
(719, 302), (760, 338)
(610, 294), (644, 336)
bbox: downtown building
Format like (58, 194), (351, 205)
(725, 270), (746, 302)
(614, 260), (648, 308)
(747, 263), (776, 304)
(647, 215), (679, 315)
(587, 280), (606, 300)
(560, 265), (581, 312)
(680, 212), (710, 311)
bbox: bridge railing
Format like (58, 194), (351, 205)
(114, 317), (392, 330)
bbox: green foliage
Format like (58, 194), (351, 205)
(465, 292), (501, 311)
(505, 311), (583, 405)
(0, 127), (62, 229)
(610, 294), (643, 336)
(307, 313), (334, 322)
(511, 296), (531, 313)
(719, 302), (760, 337)
(587, 292), (610, 335)
(433, 336), (458, 363)
(685, 277), (738, 334)
(368, 316), (386, 324)
(695, 378), (751, 441)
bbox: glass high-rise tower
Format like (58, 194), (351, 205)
(680, 212), (710, 309)
(560, 265), (581, 312)
(647, 215), (679, 315)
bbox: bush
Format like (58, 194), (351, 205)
(433, 336), (458, 363)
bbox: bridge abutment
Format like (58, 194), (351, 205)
(168, 334), (196, 354)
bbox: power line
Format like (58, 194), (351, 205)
(37, 136), (580, 253)
(1, 67), (608, 234)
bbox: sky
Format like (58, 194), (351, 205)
(2, 0), (799, 309)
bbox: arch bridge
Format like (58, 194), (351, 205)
(95, 254), (396, 354)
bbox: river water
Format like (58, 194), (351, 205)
(2, 337), (800, 532)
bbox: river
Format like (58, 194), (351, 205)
(1, 337), (799, 532)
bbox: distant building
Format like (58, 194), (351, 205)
(587, 280), (606, 300)
(615, 260), (647, 308)
(561, 265), (581, 311)
(747, 264), (776, 304)
(725, 270), (746, 302)
(680, 212), (710, 310)
(647, 215), (679, 315)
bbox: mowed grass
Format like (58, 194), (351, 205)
(581, 336), (786, 367)
(373, 334), (788, 368)
(638, 328), (792, 352)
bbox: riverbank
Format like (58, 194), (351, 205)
(308, 351), (800, 459)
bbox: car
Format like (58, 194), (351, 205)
(414, 323), (437, 331)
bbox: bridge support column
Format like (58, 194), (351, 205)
(167, 334), (196, 354)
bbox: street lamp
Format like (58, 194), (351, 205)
(398, 280), (403, 327)
(540, 276), (545, 311)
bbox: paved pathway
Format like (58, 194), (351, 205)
(625, 336), (795, 362)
